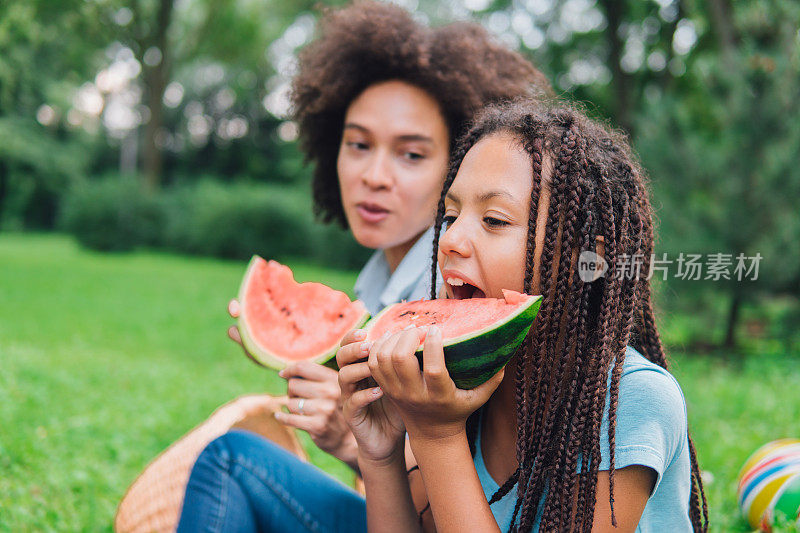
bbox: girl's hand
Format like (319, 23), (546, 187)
(369, 326), (505, 442)
(228, 299), (358, 467)
(337, 329), (406, 465)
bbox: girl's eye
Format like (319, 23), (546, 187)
(484, 216), (509, 228)
(442, 215), (457, 229)
(403, 152), (425, 161)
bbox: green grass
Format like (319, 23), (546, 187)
(1, 233), (799, 531)
(0, 234), (358, 531)
(671, 354), (800, 532)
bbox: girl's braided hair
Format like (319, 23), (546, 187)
(427, 99), (708, 532)
(290, 0), (550, 228)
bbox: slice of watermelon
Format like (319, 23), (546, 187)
(237, 257), (369, 369)
(365, 290), (542, 389)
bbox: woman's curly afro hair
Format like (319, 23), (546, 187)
(290, 1), (551, 227)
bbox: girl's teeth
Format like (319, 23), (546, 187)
(449, 278), (465, 286)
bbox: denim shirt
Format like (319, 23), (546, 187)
(353, 227), (441, 315)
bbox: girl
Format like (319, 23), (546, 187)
(337, 99), (708, 532)
(174, 3), (549, 531)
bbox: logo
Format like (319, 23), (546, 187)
(578, 251), (608, 282)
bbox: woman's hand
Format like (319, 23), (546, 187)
(274, 362), (358, 466)
(227, 299), (358, 468)
(337, 329), (406, 465)
(369, 326), (504, 443)
(227, 298), (268, 368)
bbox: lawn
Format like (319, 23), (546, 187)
(1, 233), (798, 531)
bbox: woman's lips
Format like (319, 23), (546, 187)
(356, 203), (390, 224)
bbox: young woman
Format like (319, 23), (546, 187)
(176, 2), (549, 531)
(337, 99), (708, 532)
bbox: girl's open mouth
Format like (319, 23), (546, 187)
(446, 276), (486, 299)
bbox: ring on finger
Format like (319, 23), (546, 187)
(298, 398), (306, 415)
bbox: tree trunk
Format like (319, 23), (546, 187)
(657, 0), (684, 89)
(598, 0), (635, 135)
(0, 160), (8, 225)
(141, 0), (174, 191)
(723, 291), (743, 349)
(707, 0), (738, 67)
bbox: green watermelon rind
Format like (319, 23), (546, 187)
(237, 255), (370, 370)
(366, 294), (542, 389)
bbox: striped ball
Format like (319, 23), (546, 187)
(738, 439), (800, 530)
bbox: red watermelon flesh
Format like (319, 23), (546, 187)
(367, 290), (529, 340)
(237, 257), (369, 369)
(365, 290), (542, 389)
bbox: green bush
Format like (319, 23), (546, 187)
(0, 118), (91, 231)
(59, 176), (163, 251)
(61, 175), (373, 269)
(309, 222), (373, 270)
(161, 180), (312, 260)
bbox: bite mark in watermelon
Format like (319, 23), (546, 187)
(365, 289), (542, 389)
(237, 256), (369, 369)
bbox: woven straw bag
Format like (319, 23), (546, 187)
(114, 394), (307, 533)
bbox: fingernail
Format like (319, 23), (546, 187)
(403, 324), (415, 331)
(353, 329), (366, 340)
(361, 341), (372, 353)
(274, 412), (284, 421)
(278, 370), (285, 378)
(430, 326), (441, 337)
(372, 387), (382, 396)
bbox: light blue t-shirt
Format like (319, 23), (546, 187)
(474, 346), (692, 532)
(353, 227), (440, 315)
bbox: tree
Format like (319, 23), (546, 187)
(0, 0), (114, 227)
(114, 0), (320, 188)
(637, 0), (800, 348)
(130, 0), (175, 190)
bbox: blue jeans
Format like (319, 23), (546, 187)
(177, 430), (366, 533)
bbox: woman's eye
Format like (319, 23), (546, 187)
(404, 152), (425, 161)
(442, 215), (456, 229)
(347, 141), (369, 151)
(484, 216), (509, 228)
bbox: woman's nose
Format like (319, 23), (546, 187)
(361, 149), (393, 190)
(438, 218), (471, 258)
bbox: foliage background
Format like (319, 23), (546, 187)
(1, 0), (799, 530)
(2, 0), (798, 347)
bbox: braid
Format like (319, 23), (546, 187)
(523, 136), (543, 295)
(688, 435), (709, 531)
(489, 468), (521, 505)
(515, 135), (567, 529)
(575, 178), (619, 530)
(606, 195), (638, 527)
(537, 125), (587, 528)
(552, 144), (597, 527)
(515, 133), (543, 496)
(511, 139), (565, 526)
